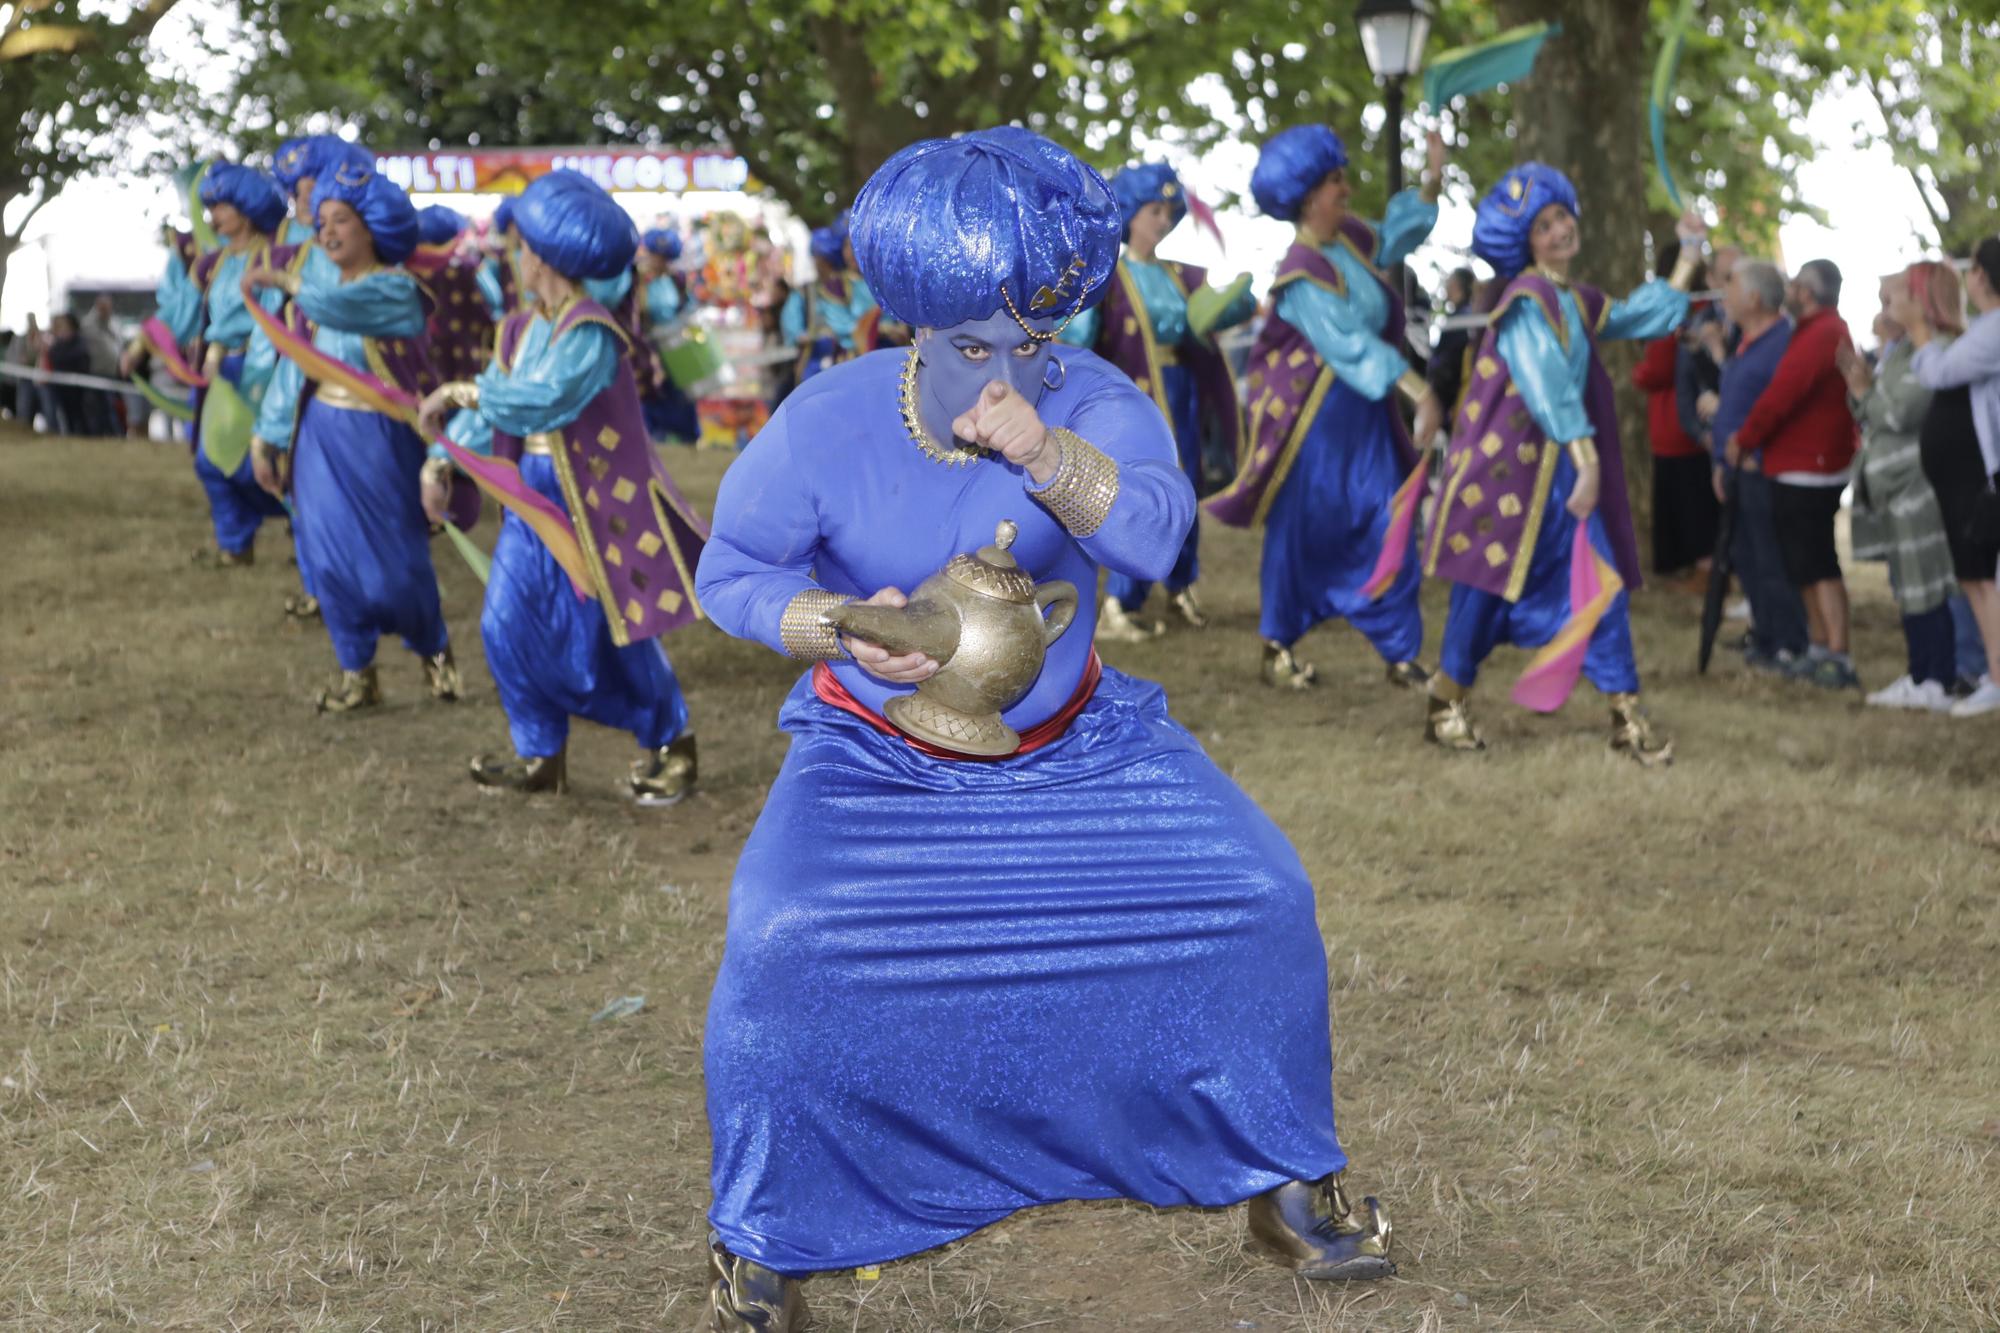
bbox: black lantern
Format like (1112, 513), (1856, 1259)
(1354, 0), (1433, 195)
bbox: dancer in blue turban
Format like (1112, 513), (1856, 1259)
(247, 163), (460, 713)
(778, 221), (880, 383)
(695, 126), (1395, 1330)
(271, 135), (373, 246)
(1061, 161), (1256, 639)
(1421, 162), (1705, 761)
(126, 162), (292, 568)
(416, 204), (466, 247)
(417, 172), (702, 803)
(633, 226), (701, 442)
(1203, 125), (1448, 692)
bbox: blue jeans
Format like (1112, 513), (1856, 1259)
(1731, 470), (1809, 658)
(1949, 594), (1988, 681)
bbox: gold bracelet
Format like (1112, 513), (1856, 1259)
(441, 381), (481, 411)
(1668, 246), (1704, 293)
(1031, 428), (1120, 538)
(1566, 439), (1599, 470)
(1395, 369), (1431, 407)
(778, 588), (854, 661)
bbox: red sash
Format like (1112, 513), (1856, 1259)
(811, 653), (1103, 762)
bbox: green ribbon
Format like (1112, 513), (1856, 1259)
(132, 374), (196, 423)
(440, 520), (491, 585)
(1650, 0), (1699, 210)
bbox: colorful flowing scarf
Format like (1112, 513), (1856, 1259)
(241, 289), (594, 598)
(1509, 523), (1624, 713)
(1361, 452), (1431, 600)
(139, 316), (207, 388)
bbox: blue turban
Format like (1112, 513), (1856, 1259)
(1109, 163), (1187, 242)
(199, 163), (287, 236)
(851, 126), (1121, 329)
(1250, 126), (1349, 222)
(313, 163), (420, 265)
(808, 225), (845, 265)
(492, 196), (517, 235)
(273, 135), (371, 195)
(512, 168), (638, 282)
(1471, 162), (1580, 278)
(417, 204), (466, 246)
(642, 228), (682, 262)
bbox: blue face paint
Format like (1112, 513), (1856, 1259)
(914, 308), (1059, 448)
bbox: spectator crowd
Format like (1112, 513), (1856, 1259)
(1632, 240), (2000, 718)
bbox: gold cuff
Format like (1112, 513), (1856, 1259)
(1668, 248), (1704, 292)
(262, 268), (301, 297)
(1031, 428), (1119, 538)
(779, 588), (854, 661)
(1395, 369), (1431, 407)
(421, 456), (452, 486)
(1567, 438), (1600, 470)
(442, 381), (481, 411)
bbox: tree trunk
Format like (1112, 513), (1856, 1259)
(1495, 0), (1658, 542)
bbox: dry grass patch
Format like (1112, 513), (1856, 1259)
(2, 429), (1996, 1330)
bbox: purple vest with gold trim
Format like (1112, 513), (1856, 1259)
(1422, 271), (1641, 600)
(1205, 218), (1411, 529)
(1092, 258), (1241, 477)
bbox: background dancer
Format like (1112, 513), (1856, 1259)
(247, 163), (459, 713)
(1423, 163), (1704, 762)
(418, 171), (704, 803)
(1204, 125), (1447, 691)
(1061, 161), (1254, 641)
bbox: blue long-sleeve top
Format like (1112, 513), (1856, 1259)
(1267, 190), (1439, 402)
(154, 253), (205, 348)
(475, 256), (512, 321)
(640, 274), (684, 331)
(1498, 277), (1690, 445)
(440, 308), (621, 461)
(1060, 256), (1260, 350)
(584, 268), (631, 309)
(780, 278), (874, 348)
(283, 217), (316, 246)
(254, 266), (427, 447)
(695, 346), (1191, 729)
(149, 245), (288, 401)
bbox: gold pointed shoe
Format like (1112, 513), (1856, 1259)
(1171, 586), (1209, 629)
(1095, 595), (1164, 645)
(283, 593), (321, 622)
(423, 648), (462, 702)
(630, 735), (697, 807)
(708, 1241), (806, 1332)
(192, 546), (255, 569)
(315, 665), (382, 714)
(470, 749), (568, 795)
(1261, 641), (1318, 690)
(1246, 1173), (1396, 1282)
(1386, 659), (1433, 691)
(1425, 692), (1485, 751)
(1608, 693), (1674, 767)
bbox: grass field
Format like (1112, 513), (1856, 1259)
(3, 428), (1997, 1331)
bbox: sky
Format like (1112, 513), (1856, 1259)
(0, 26), (1944, 342)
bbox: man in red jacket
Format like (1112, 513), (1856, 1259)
(1727, 259), (1859, 689)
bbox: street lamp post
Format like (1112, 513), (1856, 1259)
(1353, 0), (1433, 199)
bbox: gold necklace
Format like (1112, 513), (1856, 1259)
(899, 347), (989, 468)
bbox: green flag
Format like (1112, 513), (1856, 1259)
(1421, 22), (1560, 109)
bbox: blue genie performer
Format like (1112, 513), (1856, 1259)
(779, 222), (879, 383)
(694, 126), (1395, 1330)
(1060, 162), (1255, 639)
(246, 163), (461, 713)
(635, 227), (702, 442)
(417, 172), (705, 803)
(407, 203), (496, 386)
(474, 196), (523, 322)
(1421, 163), (1704, 761)
(1204, 126), (1448, 691)
(127, 163), (292, 567)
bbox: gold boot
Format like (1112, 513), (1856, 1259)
(283, 592), (320, 622)
(470, 749), (568, 795)
(1246, 1172), (1396, 1282)
(1386, 659), (1433, 691)
(1170, 586), (1209, 629)
(192, 546), (255, 569)
(629, 735), (697, 806)
(1425, 676), (1485, 751)
(708, 1241), (807, 1332)
(315, 665), (382, 714)
(1095, 595), (1163, 644)
(1608, 693), (1673, 767)
(423, 647), (461, 702)
(1261, 640), (1317, 690)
